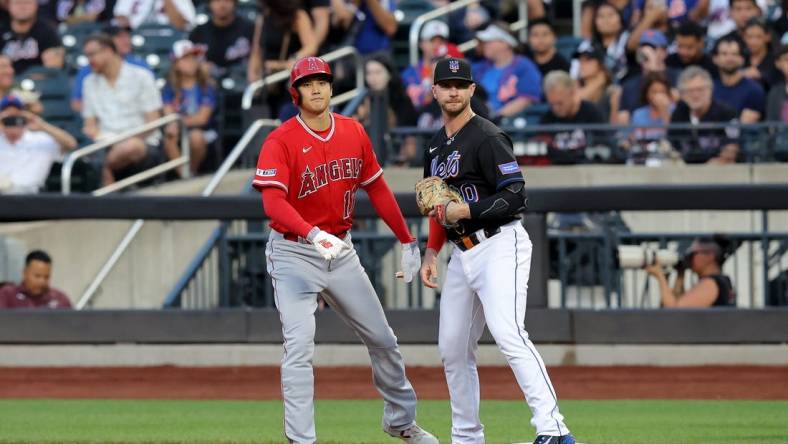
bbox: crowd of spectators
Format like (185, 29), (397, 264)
(1, 0), (788, 195)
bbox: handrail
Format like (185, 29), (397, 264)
(163, 119), (280, 308)
(202, 119), (279, 196)
(77, 119), (279, 310)
(408, 0), (476, 68)
(61, 113), (183, 195)
(241, 46), (364, 110)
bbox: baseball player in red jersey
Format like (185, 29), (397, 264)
(252, 56), (439, 444)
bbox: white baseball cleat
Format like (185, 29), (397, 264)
(386, 423), (439, 443)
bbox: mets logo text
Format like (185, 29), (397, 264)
(449, 60), (459, 72)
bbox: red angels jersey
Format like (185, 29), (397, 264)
(252, 112), (383, 236)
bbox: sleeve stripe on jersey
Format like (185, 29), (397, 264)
(496, 176), (525, 191)
(360, 168), (384, 187)
(252, 179), (288, 192)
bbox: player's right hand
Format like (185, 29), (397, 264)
(420, 248), (439, 289)
(310, 230), (349, 261)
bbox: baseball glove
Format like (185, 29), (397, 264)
(415, 176), (463, 227)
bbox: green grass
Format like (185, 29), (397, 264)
(0, 399), (786, 443)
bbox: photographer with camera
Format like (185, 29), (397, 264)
(0, 95), (77, 194)
(645, 235), (736, 307)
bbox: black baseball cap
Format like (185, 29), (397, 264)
(433, 57), (473, 85)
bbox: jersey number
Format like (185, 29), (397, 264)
(343, 190), (356, 219)
(460, 184), (479, 202)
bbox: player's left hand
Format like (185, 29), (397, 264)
(644, 262), (664, 276)
(396, 240), (421, 283)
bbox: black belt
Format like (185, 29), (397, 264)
(451, 226), (502, 251)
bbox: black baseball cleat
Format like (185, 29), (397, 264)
(533, 434), (576, 444)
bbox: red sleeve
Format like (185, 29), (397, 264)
(356, 122), (384, 187)
(252, 136), (290, 193)
(364, 176), (414, 244)
(426, 216), (447, 252)
(261, 187), (314, 238)
(52, 289), (72, 309)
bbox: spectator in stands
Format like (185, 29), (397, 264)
(472, 23), (541, 121)
(631, 0), (710, 28)
(619, 30), (679, 123)
(0, 95), (76, 194)
(80, 34), (163, 186)
(712, 34), (765, 123)
(588, 1), (631, 82)
(742, 18), (779, 91)
(629, 72), (675, 163)
(666, 20), (717, 76)
(305, 0), (330, 52)
(723, 0), (761, 41)
(626, 0), (669, 53)
(113, 0), (196, 31)
(540, 70), (606, 164)
(354, 55), (418, 165)
(401, 20), (462, 109)
(247, 1), (318, 119)
(189, 0), (254, 75)
(58, 0), (114, 25)
(668, 66), (739, 163)
(580, 0), (634, 39)
(766, 44), (788, 121)
(646, 235), (736, 307)
(329, 0), (397, 56)
(162, 40), (217, 175)
(0, 0), (63, 74)
(574, 41), (617, 122)
(247, 1), (317, 80)
(71, 21), (151, 112)
(525, 18), (570, 78)
(0, 250), (71, 309)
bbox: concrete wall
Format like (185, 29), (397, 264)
(0, 165), (785, 309)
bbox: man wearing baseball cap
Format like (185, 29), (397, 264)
(472, 23), (542, 120)
(402, 20), (463, 108)
(619, 29), (680, 122)
(421, 57), (576, 444)
(0, 95), (77, 194)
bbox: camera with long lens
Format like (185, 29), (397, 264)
(615, 245), (680, 269)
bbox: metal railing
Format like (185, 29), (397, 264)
(163, 119), (280, 308)
(409, 0), (527, 66)
(241, 46), (364, 110)
(389, 121), (788, 165)
(61, 113), (188, 195)
(77, 119), (277, 310)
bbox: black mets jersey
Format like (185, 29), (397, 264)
(422, 115), (525, 239)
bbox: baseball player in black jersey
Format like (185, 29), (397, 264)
(419, 57), (575, 444)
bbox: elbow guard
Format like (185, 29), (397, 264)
(474, 181), (527, 219)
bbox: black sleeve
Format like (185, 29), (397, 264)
(422, 149), (431, 178)
(467, 133), (526, 220)
(667, 101), (690, 150)
(476, 133), (524, 191)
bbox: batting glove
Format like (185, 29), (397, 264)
(307, 228), (349, 261)
(398, 241), (421, 283)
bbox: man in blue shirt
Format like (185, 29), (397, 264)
(471, 24), (541, 121)
(711, 34), (765, 123)
(71, 22), (151, 112)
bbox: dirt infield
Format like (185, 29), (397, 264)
(1, 366), (786, 400)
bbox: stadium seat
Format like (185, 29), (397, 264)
(556, 35), (582, 61)
(17, 67), (71, 102)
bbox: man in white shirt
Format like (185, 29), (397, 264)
(113, 0), (196, 31)
(0, 95), (77, 194)
(81, 34), (163, 185)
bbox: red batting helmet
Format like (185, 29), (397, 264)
(289, 56), (333, 105)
